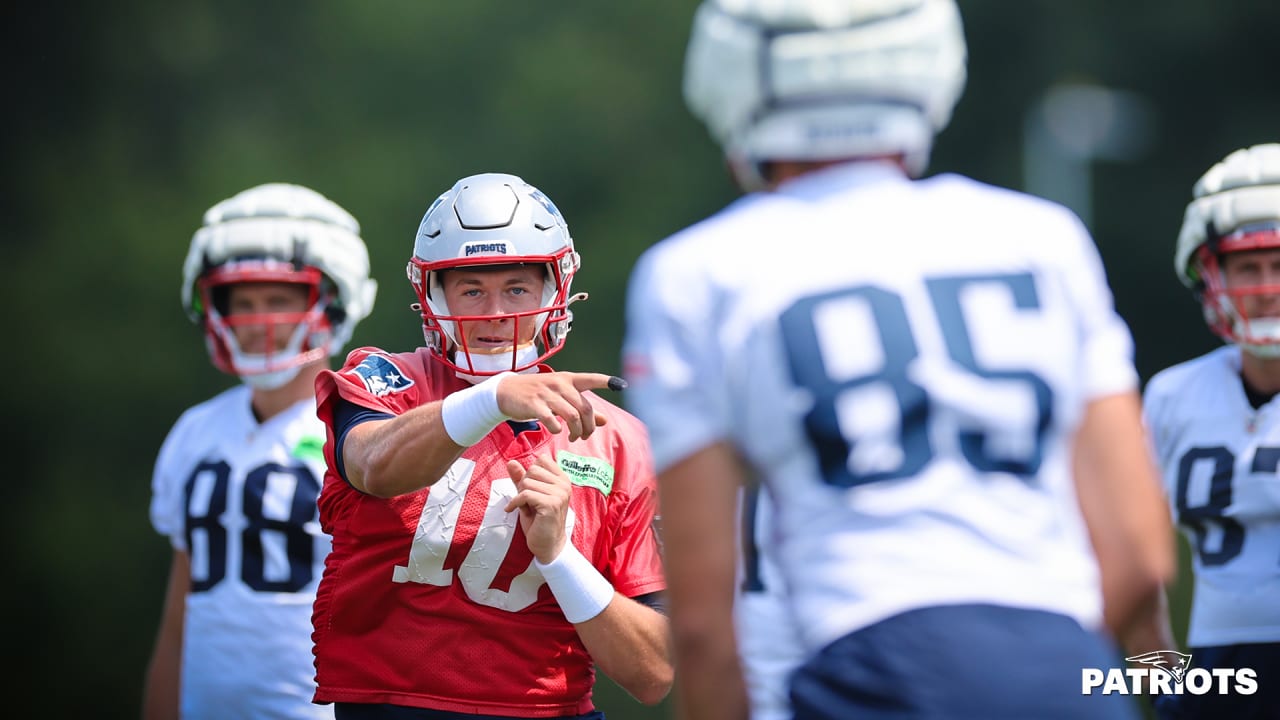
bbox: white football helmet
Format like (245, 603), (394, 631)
(182, 183), (378, 388)
(1176, 144), (1280, 358)
(406, 173), (583, 378)
(683, 0), (967, 190)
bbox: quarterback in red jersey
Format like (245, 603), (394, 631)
(311, 173), (671, 720)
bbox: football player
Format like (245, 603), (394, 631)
(144, 183), (378, 719)
(1143, 143), (1280, 719)
(309, 173), (671, 719)
(622, 1), (1175, 718)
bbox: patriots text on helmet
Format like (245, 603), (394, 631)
(408, 173), (583, 378)
(464, 242), (510, 257)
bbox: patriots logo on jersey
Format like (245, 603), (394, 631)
(348, 355), (414, 397)
(1126, 650), (1193, 684)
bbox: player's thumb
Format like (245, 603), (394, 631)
(504, 460), (527, 512)
(505, 459), (526, 482)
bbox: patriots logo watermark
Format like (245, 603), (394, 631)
(347, 355), (414, 397)
(1126, 650), (1192, 684)
(1082, 649), (1257, 696)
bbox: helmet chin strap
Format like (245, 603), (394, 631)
(455, 344), (541, 385)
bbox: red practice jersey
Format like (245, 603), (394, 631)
(311, 347), (665, 717)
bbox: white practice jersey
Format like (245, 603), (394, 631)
(624, 163), (1138, 655)
(1143, 345), (1280, 647)
(151, 384), (333, 720)
(737, 485), (804, 720)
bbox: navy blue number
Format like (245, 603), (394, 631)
(740, 483), (765, 593)
(185, 460), (230, 592)
(780, 273), (1052, 487)
(781, 286), (931, 487)
(927, 274), (1053, 475)
(1253, 447), (1280, 568)
(241, 464), (322, 592)
(184, 460), (321, 593)
(1175, 446), (1244, 567)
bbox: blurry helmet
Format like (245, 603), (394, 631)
(1176, 143), (1280, 358)
(406, 173), (583, 378)
(182, 183), (378, 388)
(683, 0), (967, 189)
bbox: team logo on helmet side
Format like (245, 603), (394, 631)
(528, 188), (562, 222)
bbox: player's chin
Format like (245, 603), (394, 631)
(469, 337), (535, 351)
(466, 343), (508, 353)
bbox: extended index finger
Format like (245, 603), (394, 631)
(568, 372), (628, 392)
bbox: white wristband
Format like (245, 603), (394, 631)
(440, 372), (513, 447)
(534, 542), (615, 624)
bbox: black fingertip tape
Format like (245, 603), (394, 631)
(608, 376), (628, 392)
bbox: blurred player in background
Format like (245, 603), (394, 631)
(309, 173), (670, 719)
(1143, 143), (1280, 719)
(143, 183), (378, 719)
(622, 1), (1175, 718)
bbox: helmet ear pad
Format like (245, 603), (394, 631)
(408, 174), (583, 378)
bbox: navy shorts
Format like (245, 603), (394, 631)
(790, 603), (1139, 720)
(1153, 642), (1280, 720)
(334, 703), (605, 720)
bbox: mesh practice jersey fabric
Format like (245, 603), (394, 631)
(151, 384), (334, 719)
(311, 347), (664, 717)
(623, 162), (1138, 656)
(1143, 345), (1280, 647)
